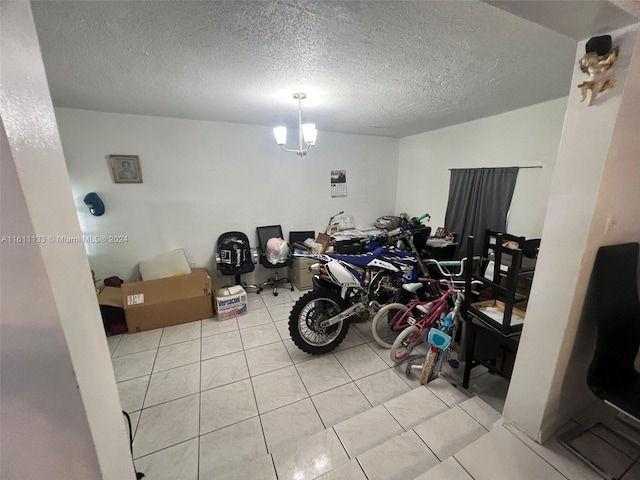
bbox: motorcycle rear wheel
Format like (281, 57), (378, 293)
(289, 288), (350, 354)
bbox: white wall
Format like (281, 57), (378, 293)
(55, 108), (399, 284)
(0, 117), (103, 479)
(504, 24), (640, 442)
(0, 3), (135, 478)
(395, 98), (568, 238)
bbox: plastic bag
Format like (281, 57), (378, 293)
(374, 215), (402, 230)
(266, 237), (290, 264)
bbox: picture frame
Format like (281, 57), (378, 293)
(435, 227), (445, 238)
(110, 155), (143, 183)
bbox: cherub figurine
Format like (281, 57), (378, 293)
(577, 46), (619, 106)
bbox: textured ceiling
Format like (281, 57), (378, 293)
(487, 0), (639, 41)
(31, 1), (610, 137)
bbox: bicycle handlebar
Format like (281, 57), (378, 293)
(358, 213), (430, 247)
(425, 256), (480, 279)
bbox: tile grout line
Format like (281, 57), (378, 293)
(113, 336), (197, 359)
(134, 436), (200, 462)
(619, 461), (636, 479)
(108, 334), (123, 357)
(200, 413), (262, 439)
(451, 455), (478, 480)
(501, 424), (573, 480)
(332, 347), (398, 409)
(330, 424), (354, 462)
(127, 293), (479, 475)
(456, 402), (491, 432)
(130, 336), (161, 459)
(112, 330), (162, 357)
(197, 319), (202, 480)
(355, 457), (372, 479)
(116, 293), (282, 473)
(123, 352), (202, 456)
(124, 324), (444, 406)
(332, 342), (387, 384)
(115, 342), (201, 383)
(270, 451), (280, 480)
(237, 320), (271, 467)
(412, 424), (444, 462)
(588, 424), (640, 460)
(291, 357), (327, 431)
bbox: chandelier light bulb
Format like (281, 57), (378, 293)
(273, 126), (287, 145)
(301, 123), (317, 145)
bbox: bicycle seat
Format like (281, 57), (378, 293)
(402, 282), (423, 293)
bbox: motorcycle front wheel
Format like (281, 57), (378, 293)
(288, 288), (350, 354)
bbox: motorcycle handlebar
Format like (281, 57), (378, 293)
(358, 213), (429, 245)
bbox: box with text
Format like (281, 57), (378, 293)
(214, 287), (248, 321)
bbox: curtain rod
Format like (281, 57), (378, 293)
(448, 165), (543, 170)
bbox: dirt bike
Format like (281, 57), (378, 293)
(288, 214), (430, 354)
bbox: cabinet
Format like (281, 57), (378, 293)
(289, 257), (315, 290)
(462, 231), (536, 388)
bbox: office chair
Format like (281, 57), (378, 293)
(559, 242), (640, 479)
(256, 225), (294, 296)
(216, 231), (260, 293)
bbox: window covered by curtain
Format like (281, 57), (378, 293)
(444, 167), (519, 257)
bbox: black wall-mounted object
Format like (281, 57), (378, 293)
(83, 192), (105, 216)
(586, 35), (612, 55)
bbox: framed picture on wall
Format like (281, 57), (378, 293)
(110, 155), (143, 183)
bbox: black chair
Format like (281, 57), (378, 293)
(256, 225), (294, 296)
(289, 230), (315, 247)
(559, 242), (640, 479)
(216, 231), (260, 292)
(589, 242), (640, 421)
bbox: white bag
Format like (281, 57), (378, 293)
(266, 237), (290, 264)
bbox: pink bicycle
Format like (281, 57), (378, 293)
(389, 281), (462, 358)
(371, 255), (474, 348)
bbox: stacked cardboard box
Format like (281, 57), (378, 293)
(98, 268), (213, 332)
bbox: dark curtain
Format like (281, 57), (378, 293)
(444, 167), (519, 258)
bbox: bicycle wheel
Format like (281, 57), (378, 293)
(420, 349), (439, 385)
(371, 302), (409, 348)
(390, 326), (420, 363)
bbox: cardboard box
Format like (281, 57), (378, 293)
(98, 268), (213, 333)
(98, 286), (124, 308)
(214, 286), (248, 321)
(315, 233), (332, 253)
(470, 299), (526, 327)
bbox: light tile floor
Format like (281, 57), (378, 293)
(109, 287), (640, 479)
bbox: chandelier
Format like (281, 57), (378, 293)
(273, 93), (318, 156)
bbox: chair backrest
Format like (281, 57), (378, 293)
(587, 242), (640, 395)
(256, 225), (285, 251)
(216, 231), (254, 276)
(289, 230), (315, 246)
(411, 226), (432, 252)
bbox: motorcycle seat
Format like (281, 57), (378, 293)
(328, 247), (386, 268)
